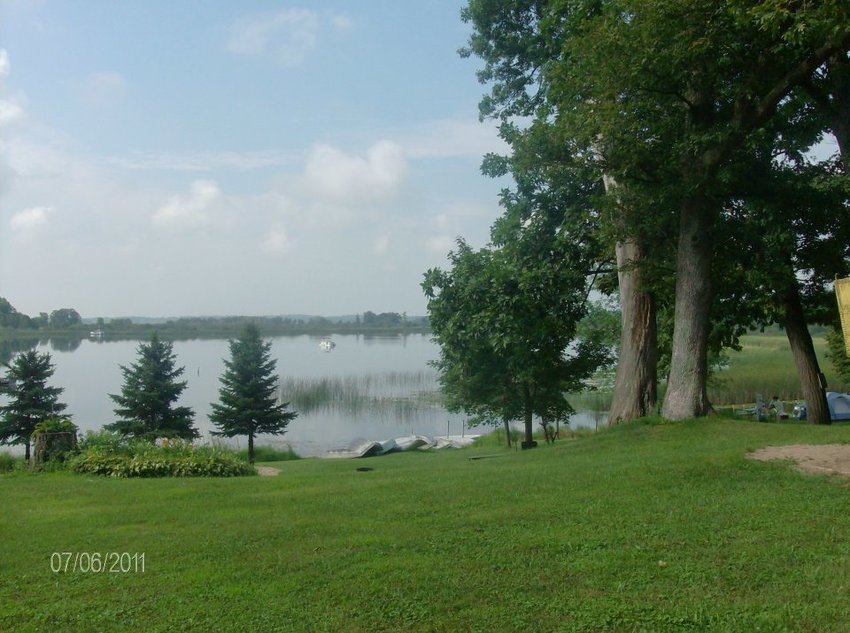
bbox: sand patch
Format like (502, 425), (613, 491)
(748, 444), (850, 476)
(256, 466), (281, 476)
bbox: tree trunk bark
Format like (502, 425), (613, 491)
(521, 383), (536, 449)
(607, 239), (658, 424)
(25, 440), (30, 462)
(783, 281), (832, 424)
(661, 194), (714, 420)
(503, 418), (511, 448)
(248, 433), (255, 464)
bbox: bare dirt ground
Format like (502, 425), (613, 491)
(748, 444), (850, 476)
(256, 466), (281, 476)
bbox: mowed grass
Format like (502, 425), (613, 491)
(710, 332), (849, 405)
(3, 419), (850, 632)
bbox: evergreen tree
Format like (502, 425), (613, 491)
(210, 323), (297, 463)
(0, 350), (67, 460)
(106, 333), (197, 440)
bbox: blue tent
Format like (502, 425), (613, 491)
(827, 392), (850, 421)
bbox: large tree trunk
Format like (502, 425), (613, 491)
(661, 194), (714, 420)
(782, 281), (832, 424)
(521, 383), (536, 449)
(248, 433), (255, 464)
(607, 239), (658, 424)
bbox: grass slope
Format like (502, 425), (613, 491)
(3, 419), (850, 632)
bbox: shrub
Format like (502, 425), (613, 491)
(69, 443), (256, 478)
(31, 417), (79, 467)
(0, 451), (22, 473)
(76, 429), (128, 454)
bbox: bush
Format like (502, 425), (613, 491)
(69, 443), (256, 478)
(76, 429), (129, 453)
(31, 417), (79, 467)
(0, 451), (22, 473)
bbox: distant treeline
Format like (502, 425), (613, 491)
(0, 297), (430, 340)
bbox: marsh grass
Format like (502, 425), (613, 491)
(278, 371), (444, 419)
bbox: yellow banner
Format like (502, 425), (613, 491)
(837, 277), (850, 355)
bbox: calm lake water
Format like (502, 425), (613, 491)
(2, 333), (605, 456)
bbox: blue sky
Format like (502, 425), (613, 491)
(0, 1), (508, 317)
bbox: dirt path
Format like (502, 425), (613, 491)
(747, 444), (850, 476)
(256, 466), (281, 476)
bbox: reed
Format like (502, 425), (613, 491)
(276, 371), (442, 417)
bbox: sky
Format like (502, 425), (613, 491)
(0, 1), (509, 318)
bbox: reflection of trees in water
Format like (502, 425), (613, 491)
(0, 338), (40, 365)
(0, 337), (84, 365)
(49, 337), (83, 353)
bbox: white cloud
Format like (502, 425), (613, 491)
(228, 8), (352, 66)
(262, 227), (294, 254)
(0, 99), (24, 125)
(302, 140), (407, 205)
(0, 49), (25, 128)
(10, 205), (52, 233)
(373, 234), (389, 256)
(228, 9), (319, 66)
(152, 180), (221, 229)
(0, 49), (9, 79)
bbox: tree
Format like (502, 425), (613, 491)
(463, 0), (850, 421)
(826, 327), (850, 387)
(106, 333), (197, 440)
(423, 233), (610, 448)
(48, 308), (81, 329)
(0, 297), (34, 329)
(0, 350), (67, 460)
(210, 323), (297, 463)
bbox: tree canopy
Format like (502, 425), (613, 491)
(461, 0), (850, 423)
(0, 350), (68, 460)
(106, 333), (197, 440)
(210, 323), (297, 463)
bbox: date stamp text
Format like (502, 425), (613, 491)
(50, 552), (145, 573)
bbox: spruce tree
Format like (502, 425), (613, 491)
(106, 333), (197, 440)
(0, 350), (67, 460)
(210, 323), (297, 463)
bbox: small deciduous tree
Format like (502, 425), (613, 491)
(106, 333), (197, 440)
(210, 323), (297, 463)
(0, 350), (68, 460)
(424, 237), (610, 449)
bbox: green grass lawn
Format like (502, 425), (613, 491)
(3, 419), (850, 632)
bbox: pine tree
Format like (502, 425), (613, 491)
(0, 350), (67, 460)
(106, 333), (197, 440)
(210, 323), (297, 463)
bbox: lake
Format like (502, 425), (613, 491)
(2, 333), (606, 456)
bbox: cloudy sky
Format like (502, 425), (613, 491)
(0, 1), (508, 318)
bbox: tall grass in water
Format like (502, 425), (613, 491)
(277, 371), (443, 419)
